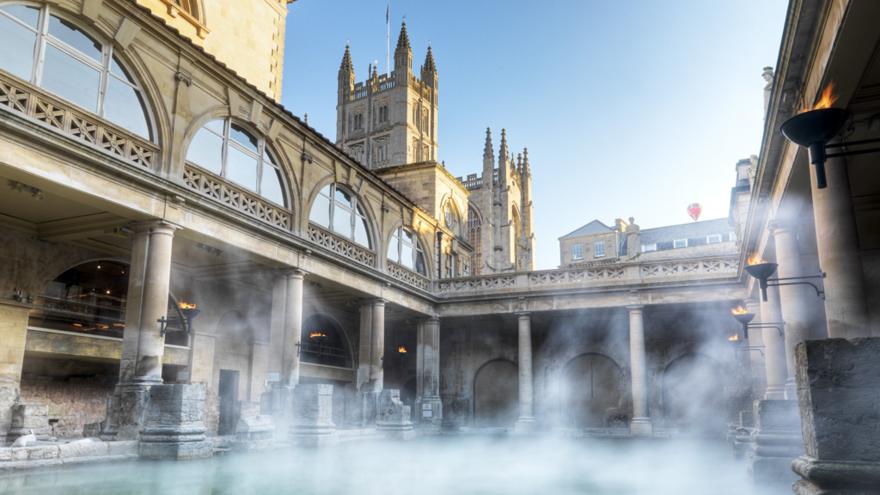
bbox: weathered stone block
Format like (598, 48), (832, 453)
(6, 403), (51, 442)
(233, 402), (274, 451)
(793, 338), (880, 494)
(377, 389), (415, 440)
(289, 384), (337, 447)
(139, 383), (212, 460)
(27, 445), (59, 460)
(58, 438), (108, 459)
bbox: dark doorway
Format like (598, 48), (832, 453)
(473, 359), (518, 427)
(561, 353), (625, 428)
(218, 369), (240, 435)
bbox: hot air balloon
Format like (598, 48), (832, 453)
(687, 203), (702, 222)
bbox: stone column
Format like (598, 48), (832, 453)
(770, 221), (815, 398)
(627, 305), (653, 436)
(514, 312), (535, 430)
(810, 156), (871, 338)
(106, 221), (177, 439)
(357, 299), (385, 425)
(760, 285), (788, 400)
(281, 270), (305, 387)
(119, 222), (177, 384)
(415, 316), (442, 425)
(0, 301), (30, 442)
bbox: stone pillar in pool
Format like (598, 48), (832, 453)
(282, 269), (305, 387)
(627, 305), (652, 436)
(810, 156), (871, 339)
(290, 383), (337, 447)
(357, 299), (385, 425)
(760, 284), (788, 400)
(770, 220), (816, 398)
(415, 316), (442, 426)
(514, 312), (535, 431)
(103, 221), (177, 440)
(793, 338), (880, 494)
(0, 300), (30, 443)
(139, 383), (212, 460)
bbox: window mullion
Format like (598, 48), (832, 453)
(220, 118), (229, 178)
(256, 140), (264, 194)
(98, 45), (111, 117)
(33, 6), (49, 86)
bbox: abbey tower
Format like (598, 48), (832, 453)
(336, 22), (438, 169)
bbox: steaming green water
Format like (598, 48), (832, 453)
(0, 436), (778, 495)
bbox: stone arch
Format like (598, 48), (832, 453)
(300, 313), (354, 369)
(0, 1), (167, 157)
(559, 352), (626, 428)
(181, 113), (296, 213)
(661, 352), (726, 434)
(304, 178), (380, 254)
(473, 358), (519, 427)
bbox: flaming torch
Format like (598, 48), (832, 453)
(744, 256), (779, 302)
(780, 83), (848, 189)
(730, 305), (755, 343)
(178, 301), (200, 334)
(397, 344), (408, 354)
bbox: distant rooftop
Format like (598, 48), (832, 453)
(559, 220), (614, 239)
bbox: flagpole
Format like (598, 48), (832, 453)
(386, 0), (391, 76)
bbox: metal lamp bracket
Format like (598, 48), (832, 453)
(766, 273), (826, 300)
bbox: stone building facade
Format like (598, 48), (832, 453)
(1, 0), (845, 453)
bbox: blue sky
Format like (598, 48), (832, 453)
(282, 1), (788, 269)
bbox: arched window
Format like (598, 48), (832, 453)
(387, 227), (427, 275)
(186, 118), (286, 205)
(300, 315), (352, 368)
(29, 260), (188, 346)
(0, 3), (152, 139)
(172, 0), (201, 21)
(309, 183), (371, 248)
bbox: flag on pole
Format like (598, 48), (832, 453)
(386, 2), (390, 23)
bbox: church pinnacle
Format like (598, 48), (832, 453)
(483, 127), (494, 160)
(499, 128), (509, 163)
(396, 21), (411, 53)
(339, 44), (353, 72)
(423, 45), (436, 73)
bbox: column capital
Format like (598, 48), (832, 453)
(768, 219), (796, 236)
(626, 304), (644, 312)
(422, 315), (440, 324)
(516, 311), (531, 320)
(284, 268), (307, 279)
(130, 220), (180, 235)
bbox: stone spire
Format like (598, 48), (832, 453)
(516, 152), (523, 175)
(522, 147), (531, 176)
(498, 129), (509, 188)
(483, 127), (493, 161)
(498, 128), (509, 164)
(394, 22), (413, 83)
(421, 45), (438, 88)
(423, 46), (436, 72)
(339, 44), (353, 72)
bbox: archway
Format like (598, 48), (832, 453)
(300, 314), (353, 368)
(560, 353), (626, 428)
(661, 353), (726, 434)
(473, 359), (518, 427)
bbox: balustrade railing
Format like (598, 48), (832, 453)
(306, 223), (376, 267)
(435, 255), (739, 296)
(0, 71), (158, 169)
(387, 261), (431, 291)
(183, 163), (292, 230)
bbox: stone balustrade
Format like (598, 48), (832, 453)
(387, 261), (431, 292)
(0, 72), (157, 169)
(435, 255), (739, 296)
(306, 223), (376, 267)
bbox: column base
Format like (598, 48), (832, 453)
(746, 399), (801, 486)
(792, 455), (880, 495)
(138, 383), (212, 460)
(514, 416), (536, 433)
(101, 381), (156, 441)
(290, 384), (338, 447)
(764, 385), (787, 401)
(785, 378), (798, 401)
(629, 417), (653, 437)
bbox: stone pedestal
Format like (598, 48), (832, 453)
(0, 301), (30, 443)
(793, 338), (880, 494)
(289, 384), (337, 447)
(233, 402), (274, 451)
(747, 399), (801, 486)
(377, 389), (415, 440)
(414, 396), (442, 427)
(139, 383), (212, 460)
(101, 383), (153, 440)
(6, 403), (51, 443)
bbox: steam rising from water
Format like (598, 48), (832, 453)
(1, 436), (776, 495)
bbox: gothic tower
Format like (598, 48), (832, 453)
(336, 22), (439, 169)
(464, 128), (535, 274)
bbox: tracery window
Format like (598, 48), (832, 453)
(444, 201), (462, 238)
(0, 3), (152, 139)
(186, 118), (286, 205)
(309, 183), (371, 248)
(387, 227), (427, 275)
